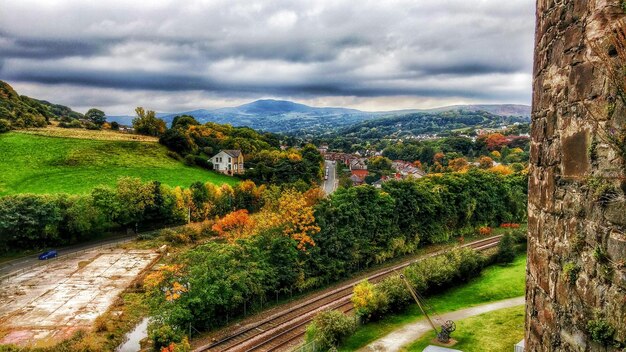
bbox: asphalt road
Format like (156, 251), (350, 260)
(323, 160), (337, 195)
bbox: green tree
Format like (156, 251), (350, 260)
(85, 108), (106, 127)
(133, 107), (166, 136)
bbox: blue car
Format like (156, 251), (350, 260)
(38, 250), (58, 260)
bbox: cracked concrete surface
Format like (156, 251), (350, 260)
(0, 247), (158, 347)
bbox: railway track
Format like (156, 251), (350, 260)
(194, 235), (502, 352)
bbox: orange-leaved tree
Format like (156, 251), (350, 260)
(212, 209), (255, 242)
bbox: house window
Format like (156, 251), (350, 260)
(228, 157), (231, 163)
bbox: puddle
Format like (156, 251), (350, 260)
(116, 317), (150, 352)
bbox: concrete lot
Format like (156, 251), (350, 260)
(0, 247), (158, 347)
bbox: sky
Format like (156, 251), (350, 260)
(0, 0), (535, 115)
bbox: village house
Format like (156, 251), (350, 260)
(391, 160), (425, 178)
(210, 150), (244, 175)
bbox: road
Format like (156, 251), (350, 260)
(323, 160), (337, 195)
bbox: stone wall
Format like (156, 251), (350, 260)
(527, 0), (626, 351)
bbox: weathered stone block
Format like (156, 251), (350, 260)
(561, 129), (590, 177)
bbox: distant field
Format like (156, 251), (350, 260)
(19, 126), (159, 142)
(0, 132), (238, 195)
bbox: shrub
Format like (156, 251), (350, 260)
(496, 233), (516, 264)
(352, 280), (389, 322)
(84, 121), (100, 130)
(183, 154), (196, 166)
(110, 121), (120, 130)
(376, 275), (412, 313)
(478, 226), (492, 236)
(194, 156), (213, 170)
(166, 151), (183, 161)
(305, 310), (355, 350)
(0, 119), (11, 133)
(149, 323), (185, 351)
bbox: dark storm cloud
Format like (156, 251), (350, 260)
(0, 0), (535, 112)
(0, 32), (107, 59)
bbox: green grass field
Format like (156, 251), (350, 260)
(339, 254), (526, 351)
(0, 132), (238, 195)
(405, 305), (525, 352)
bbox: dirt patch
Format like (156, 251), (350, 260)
(0, 247), (158, 348)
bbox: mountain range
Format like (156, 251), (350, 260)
(107, 99), (531, 133)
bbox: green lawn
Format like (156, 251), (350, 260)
(404, 305), (525, 352)
(339, 254), (527, 351)
(0, 132), (238, 195)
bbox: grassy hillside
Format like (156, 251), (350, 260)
(0, 80), (83, 129)
(0, 132), (238, 195)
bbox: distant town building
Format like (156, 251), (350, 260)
(349, 174), (365, 186)
(211, 150), (244, 175)
(391, 160), (425, 178)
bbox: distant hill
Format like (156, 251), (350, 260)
(0, 80), (83, 129)
(392, 104), (531, 118)
(331, 109), (530, 140)
(109, 99), (530, 134)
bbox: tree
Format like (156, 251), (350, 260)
(133, 107), (166, 136)
(171, 115), (199, 130)
(85, 108), (106, 127)
(110, 121), (120, 130)
(448, 157), (469, 172)
(211, 209), (255, 241)
(478, 156), (494, 169)
(484, 133), (509, 151)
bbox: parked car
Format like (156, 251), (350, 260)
(38, 250), (58, 260)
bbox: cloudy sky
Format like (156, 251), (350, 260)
(0, 0), (535, 115)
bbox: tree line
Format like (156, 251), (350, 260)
(145, 169), (527, 348)
(0, 178), (266, 253)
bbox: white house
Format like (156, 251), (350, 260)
(210, 150), (244, 175)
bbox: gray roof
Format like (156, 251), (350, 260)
(222, 150), (242, 157)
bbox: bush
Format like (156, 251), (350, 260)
(0, 119), (11, 133)
(194, 156), (213, 170)
(478, 226), (492, 236)
(110, 121), (120, 130)
(166, 151), (183, 161)
(305, 310), (356, 350)
(183, 154), (196, 166)
(352, 280), (389, 322)
(352, 248), (485, 328)
(149, 323), (184, 350)
(496, 233), (516, 264)
(84, 121), (100, 130)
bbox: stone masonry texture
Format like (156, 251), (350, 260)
(527, 1), (626, 351)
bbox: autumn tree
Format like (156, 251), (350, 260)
(478, 156), (494, 169)
(211, 209), (254, 242)
(448, 157), (469, 172)
(484, 133), (509, 151)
